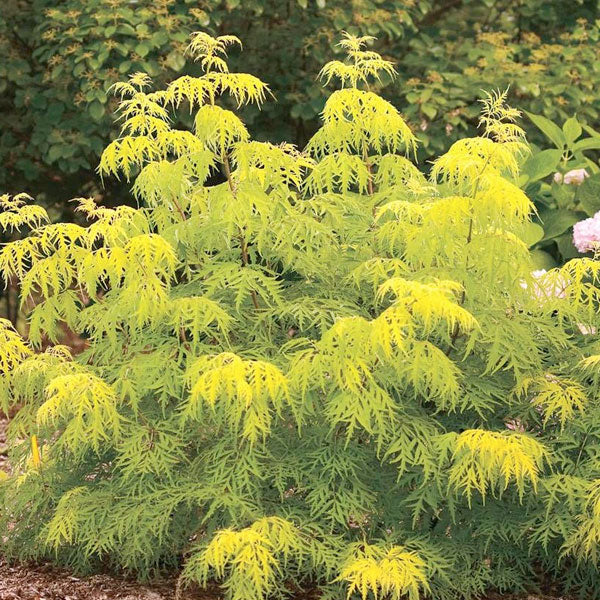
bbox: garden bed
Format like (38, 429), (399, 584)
(0, 559), (188, 600)
(0, 557), (565, 600)
(0, 558), (565, 600)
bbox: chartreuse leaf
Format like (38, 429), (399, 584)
(1, 30), (600, 600)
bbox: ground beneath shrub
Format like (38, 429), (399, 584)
(0, 561), (563, 600)
(0, 560), (566, 600)
(0, 559), (201, 600)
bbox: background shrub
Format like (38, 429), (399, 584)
(518, 113), (600, 266)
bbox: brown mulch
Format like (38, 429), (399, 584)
(0, 560), (565, 600)
(0, 559), (192, 600)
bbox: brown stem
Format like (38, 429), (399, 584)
(223, 153), (235, 194)
(171, 197), (187, 222)
(222, 152), (260, 310)
(445, 157), (491, 355)
(362, 143), (377, 219)
(445, 218), (471, 354)
(239, 235), (260, 310)
(239, 236), (250, 265)
(364, 153), (374, 197)
(179, 327), (192, 353)
(250, 287), (260, 311)
(5, 280), (15, 328)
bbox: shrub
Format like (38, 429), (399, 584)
(399, 15), (600, 159)
(2, 31), (600, 600)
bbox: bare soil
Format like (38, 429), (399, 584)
(0, 559), (565, 600)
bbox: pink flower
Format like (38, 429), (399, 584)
(554, 168), (589, 185)
(563, 168), (589, 185)
(573, 211), (600, 253)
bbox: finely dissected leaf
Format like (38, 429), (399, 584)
(337, 543), (429, 600)
(448, 429), (548, 502)
(1, 30), (600, 600)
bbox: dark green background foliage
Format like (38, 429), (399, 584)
(2, 0), (600, 202)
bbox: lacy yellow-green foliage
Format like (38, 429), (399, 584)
(0, 319), (31, 374)
(516, 375), (588, 428)
(338, 544), (429, 600)
(184, 352), (290, 443)
(448, 429), (548, 502)
(183, 517), (313, 600)
(2, 30), (600, 600)
(38, 373), (123, 452)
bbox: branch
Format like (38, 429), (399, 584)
(445, 156), (491, 355)
(223, 153), (260, 310)
(418, 0), (463, 27)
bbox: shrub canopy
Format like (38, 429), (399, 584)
(2, 30), (600, 600)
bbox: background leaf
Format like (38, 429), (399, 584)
(563, 116), (582, 146)
(521, 149), (562, 183)
(537, 209), (581, 240)
(526, 112), (566, 149)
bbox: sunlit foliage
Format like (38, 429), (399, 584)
(2, 31), (600, 600)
